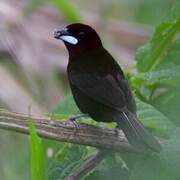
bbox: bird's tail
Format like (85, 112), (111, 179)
(115, 111), (161, 152)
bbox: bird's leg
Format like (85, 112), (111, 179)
(69, 113), (89, 121)
(67, 113), (89, 129)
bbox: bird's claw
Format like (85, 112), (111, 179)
(65, 113), (89, 132)
(67, 118), (79, 129)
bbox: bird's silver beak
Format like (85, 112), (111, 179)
(54, 27), (78, 45)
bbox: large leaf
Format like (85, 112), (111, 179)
(130, 128), (180, 180)
(156, 38), (180, 69)
(134, 65), (180, 85)
(151, 86), (180, 126)
(135, 38), (180, 83)
(136, 20), (180, 72)
(136, 98), (175, 137)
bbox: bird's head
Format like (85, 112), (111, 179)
(54, 23), (102, 56)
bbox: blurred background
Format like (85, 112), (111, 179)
(0, 0), (175, 179)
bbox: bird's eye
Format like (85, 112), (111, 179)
(79, 32), (85, 36)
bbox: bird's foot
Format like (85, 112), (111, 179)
(66, 118), (79, 130)
(114, 125), (120, 136)
(66, 113), (89, 130)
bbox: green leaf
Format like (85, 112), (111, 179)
(29, 117), (45, 180)
(151, 86), (180, 126)
(134, 65), (180, 85)
(136, 98), (175, 137)
(130, 128), (180, 180)
(136, 20), (180, 72)
(160, 128), (180, 179)
(133, 37), (180, 125)
(156, 38), (180, 69)
(51, 0), (82, 23)
(129, 155), (163, 180)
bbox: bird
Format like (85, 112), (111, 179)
(54, 23), (161, 152)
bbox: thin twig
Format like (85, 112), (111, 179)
(65, 150), (108, 180)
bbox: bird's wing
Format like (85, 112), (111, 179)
(69, 72), (127, 111)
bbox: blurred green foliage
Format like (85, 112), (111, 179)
(51, 0), (82, 23)
(0, 130), (30, 180)
(25, 0), (82, 22)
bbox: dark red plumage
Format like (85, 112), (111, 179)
(54, 23), (161, 152)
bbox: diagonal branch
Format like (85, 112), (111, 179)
(65, 150), (108, 180)
(0, 109), (136, 153)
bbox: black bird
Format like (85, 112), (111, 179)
(54, 23), (161, 152)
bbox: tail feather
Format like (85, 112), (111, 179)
(115, 111), (161, 152)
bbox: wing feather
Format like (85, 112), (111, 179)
(69, 72), (127, 111)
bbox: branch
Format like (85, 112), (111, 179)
(0, 109), (135, 153)
(65, 150), (108, 180)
